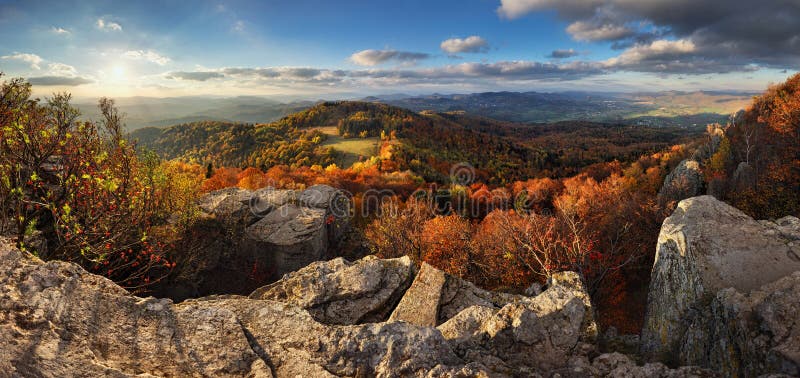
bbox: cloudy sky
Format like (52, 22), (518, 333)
(0, 0), (797, 98)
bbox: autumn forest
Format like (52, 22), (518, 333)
(1, 71), (798, 334)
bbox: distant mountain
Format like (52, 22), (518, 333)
(368, 90), (752, 126)
(74, 96), (314, 131)
(77, 90), (754, 132)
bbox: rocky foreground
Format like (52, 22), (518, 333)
(641, 196), (800, 376)
(0, 195), (798, 377)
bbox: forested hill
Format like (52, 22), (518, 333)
(132, 101), (701, 184)
(129, 101), (422, 168)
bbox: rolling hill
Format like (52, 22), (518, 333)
(132, 101), (703, 184)
(375, 90), (754, 126)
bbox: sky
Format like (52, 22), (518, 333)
(0, 0), (798, 99)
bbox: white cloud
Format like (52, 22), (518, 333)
(47, 62), (78, 77)
(350, 49), (430, 66)
(604, 39), (696, 67)
(1, 52), (43, 70)
(167, 60), (604, 87)
(566, 21), (633, 41)
(233, 20), (245, 33)
(440, 36), (490, 54)
(51, 27), (71, 35)
(96, 18), (122, 32)
(123, 50), (171, 65)
(166, 71), (225, 81)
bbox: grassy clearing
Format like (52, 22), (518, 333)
(312, 126), (379, 167)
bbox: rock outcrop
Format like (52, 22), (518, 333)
(437, 271), (599, 375)
(249, 255), (415, 325)
(160, 185), (350, 300)
(658, 159), (704, 203)
(641, 195), (800, 375)
(1, 238), (712, 377)
(680, 272), (800, 377)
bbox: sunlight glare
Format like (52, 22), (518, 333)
(111, 65), (126, 81)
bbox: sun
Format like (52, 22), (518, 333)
(111, 65), (126, 81)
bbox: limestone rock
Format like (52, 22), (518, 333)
(0, 240), (481, 378)
(585, 353), (716, 378)
(678, 272), (800, 377)
(437, 305), (497, 342)
(524, 281), (543, 296)
(440, 271), (598, 375)
(4, 238), (724, 377)
(158, 185), (350, 299)
(438, 270), (522, 325)
(245, 204), (329, 275)
(658, 159), (704, 203)
(389, 262), (448, 326)
(760, 216), (800, 242)
(197, 186), (255, 225)
(641, 195), (800, 369)
(598, 326), (640, 355)
(249, 255), (415, 325)
(0, 240), (272, 377)
(249, 187), (297, 216)
(732, 161), (756, 191)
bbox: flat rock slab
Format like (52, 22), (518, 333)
(389, 262), (447, 326)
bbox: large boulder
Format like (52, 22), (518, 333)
(436, 272), (599, 376)
(387, 260), (543, 328)
(197, 186), (260, 225)
(249, 255), (415, 325)
(658, 159), (704, 203)
(159, 185), (351, 300)
(245, 203), (329, 276)
(298, 184), (351, 242)
(680, 272), (800, 377)
(641, 195), (800, 372)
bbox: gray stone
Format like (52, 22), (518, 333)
(658, 159), (704, 203)
(389, 262), (448, 326)
(0, 238), (724, 377)
(438, 270), (523, 325)
(679, 272), (800, 377)
(437, 305), (497, 342)
(299, 184), (341, 209)
(440, 271), (598, 375)
(0, 240), (484, 378)
(641, 196), (800, 372)
(249, 255), (415, 325)
(197, 186), (254, 224)
(246, 204), (329, 275)
(160, 185), (351, 299)
(524, 281), (543, 296)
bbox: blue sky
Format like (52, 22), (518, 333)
(0, 0), (797, 98)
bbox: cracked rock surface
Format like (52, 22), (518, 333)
(1, 238), (716, 377)
(641, 195), (800, 376)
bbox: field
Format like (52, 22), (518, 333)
(313, 126), (379, 167)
